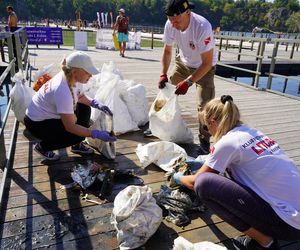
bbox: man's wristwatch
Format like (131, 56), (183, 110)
(186, 79), (194, 87)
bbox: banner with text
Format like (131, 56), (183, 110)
(25, 27), (63, 45)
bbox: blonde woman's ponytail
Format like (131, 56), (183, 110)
(201, 95), (242, 142)
(62, 64), (76, 110)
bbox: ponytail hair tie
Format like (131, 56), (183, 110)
(220, 95), (233, 104)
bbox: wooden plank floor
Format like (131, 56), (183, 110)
(1, 46), (300, 249)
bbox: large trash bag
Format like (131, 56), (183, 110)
(136, 141), (187, 172)
(10, 71), (35, 123)
(111, 185), (162, 250)
(149, 83), (193, 143)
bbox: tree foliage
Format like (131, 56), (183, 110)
(0, 0), (299, 32)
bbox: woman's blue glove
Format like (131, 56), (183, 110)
(173, 172), (184, 185)
(91, 130), (117, 142)
(91, 99), (113, 116)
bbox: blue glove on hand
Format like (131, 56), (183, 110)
(173, 172), (184, 185)
(91, 130), (117, 142)
(91, 99), (113, 116)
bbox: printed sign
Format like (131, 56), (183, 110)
(74, 31), (88, 51)
(96, 29), (141, 50)
(25, 27), (63, 45)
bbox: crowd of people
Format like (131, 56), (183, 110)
(6, 0), (300, 249)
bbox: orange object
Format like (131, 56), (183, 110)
(33, 73), (52, 91)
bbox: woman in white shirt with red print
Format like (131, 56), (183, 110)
(175, 95), (300, 250)
(25, 51), (116, 161)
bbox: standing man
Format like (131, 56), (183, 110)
(158, 0), (217, 154)
(113, 8), (129, 57)
(7, 5), (18, 32)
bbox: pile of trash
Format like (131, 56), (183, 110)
(68, 161), (144, 201)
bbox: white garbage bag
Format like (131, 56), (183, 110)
(121, 83), (149, 126)
(173, 236), (227, 250)
(93, 66), (139, 135)
(101, 61), (124, 80)
(149, 83), (193, 143)
(83, 73), (102, 99)
(10, 71), (35, 123)
(33, 64), (54, 82)
(86, 112), (116, 159)
(136, 141), (187, 172)
(111, 185), (163, 250)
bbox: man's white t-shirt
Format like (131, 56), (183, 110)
(204, 125), (300, 229)
(26, 71), (83, 121)
(163, 12), (217, 68)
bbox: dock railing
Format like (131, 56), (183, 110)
(215, 34), (268, 88)
(266, 38), (300, 94)
(215, 34), (300, 96)
(0, 28), (31, 211)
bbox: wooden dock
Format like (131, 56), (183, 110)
(1, 46), (300, 249)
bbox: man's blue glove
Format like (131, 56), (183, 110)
(91, 130), (117, 142)
(91, 99), (113, 116)
(173, 172), (184, 184)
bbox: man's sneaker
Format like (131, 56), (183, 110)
(232, 236), (280, 250)
(198, 141), (210, 155)
(71, 142), (94, 155)
(34, 143), (60, 161)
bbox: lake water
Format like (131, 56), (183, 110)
(231, 76), (300, 98)
(0, 83), (11, 123)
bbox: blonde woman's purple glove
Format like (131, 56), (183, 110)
(91, 99), (113, 116)
(91, 130), (116, 142)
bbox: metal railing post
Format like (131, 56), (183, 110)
(285, 34), (290, 51)
(7, 35), (15, 76)
(254, 40), (265, 88)
(218, 38), (223, 61)
(21, 30), (29, 64)
(237, 34), (244, 61)
(151, 30), (154, 50)
(13, 32), (23, 71)
(267, 41), (279, 90)
(0, 40), (5, 62)
(283, 78), (288, 93)
(290, 41), (296, 59)
(225, 38), (229, 50)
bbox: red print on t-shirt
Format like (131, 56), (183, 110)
(43, 82), (49, 94)
(204, 36), (211, 45)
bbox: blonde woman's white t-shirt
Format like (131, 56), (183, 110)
(26, 71), (83, 121)
(163, 12), (217, 68)
(204, 125), (300, 229)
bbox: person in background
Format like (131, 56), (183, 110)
(7, 5), (18, 32)
(174, 95), (300, 250)
(24, 51), (116, 161)
(157, 0), (217, 154)
(113, 8), (129, 57)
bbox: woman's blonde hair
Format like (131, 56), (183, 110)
(201, 95), (242, 142)
(62, 64), (76, 110)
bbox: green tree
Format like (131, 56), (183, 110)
(286, 11), (300, 32)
